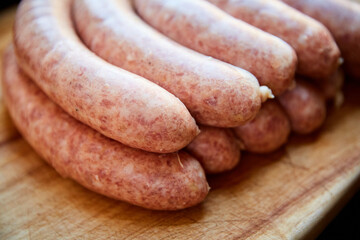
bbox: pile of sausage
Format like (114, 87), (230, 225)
(2, 0), (360, 210)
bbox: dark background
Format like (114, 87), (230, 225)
(317, 191), (359, 240)
(0, 0), (20, 10)
(0, 0), (359, 239)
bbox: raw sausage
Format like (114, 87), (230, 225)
(282, 0), (360, 79)
(133, 0), (296, 95)
(316, 68), (344, 101)
(2, 46), (209, 211)
(73, 0), (272, 127)
(207, 0), (341, 80)
(279, 80), (327, 134)
(13, 0), (199, 153)
(234, 100), (290, 153)
(186, 126), (241, 174)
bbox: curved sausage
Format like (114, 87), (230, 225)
(278, 79), (327, 134)
(186, 126), (241, 174)
(73, 0), (272, 127)
(2, 46), (209, 211)
(207, 0), (341, 81)
(133, 0), (296, 96)
(234, 100), (291, 153)
(13, 0), (199, 153)
(282, 0), (360, 79)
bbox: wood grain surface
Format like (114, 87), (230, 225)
(1, 5), (360, 240)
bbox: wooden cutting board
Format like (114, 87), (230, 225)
(1, 6), (360, 240)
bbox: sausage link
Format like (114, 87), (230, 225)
(279, 79), (327, 134)
(234, 100), (291, 153)
(73, 0), (271, 127)
(186, 126), (241, 174)
(13, 0), (199, 153)
(282, 0), (360, 79)
(316, 68), (344, 101)
(207, 0), (341, 80)
(133, 0), (296, 95)
(2, 46), (209, 211)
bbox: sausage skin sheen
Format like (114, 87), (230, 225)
(279, 80), (327, 134)
(73, 0), (271, 127)
(207, 0), (341, 81)
(282, 0), (360, 79)
(2, 46), (209, 211)
(133, 0), (296, 96)
(186, 126), (241, 174)
(13, 0), (199, 153)
(234, 100), (291, 153)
